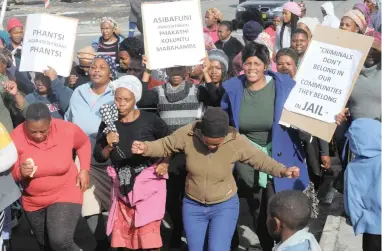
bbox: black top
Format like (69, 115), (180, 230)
(215, 37), (243, 77)
(93, 111), (169, 167)
(66, 64), (91, 90)
(96, 37), (120, 66)
(137, 82), (159, 114)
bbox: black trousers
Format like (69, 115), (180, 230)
(25, 203), (81, 251)
(363, 233), (381, 251)
(166, 153), (187, 248)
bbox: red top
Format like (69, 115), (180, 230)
(148, 77), (165, 90)
(11, 119), (91, 212)
(265, 26), (277, 46)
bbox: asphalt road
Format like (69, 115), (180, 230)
(9, 0), (355, 250)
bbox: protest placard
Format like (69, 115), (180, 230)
(19, 14), (78, 77)
(280, 25), (373, 142)
(142, 0), (205, 70)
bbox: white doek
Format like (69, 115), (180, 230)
(19, 14), (78, 77)
(142, 0), (205, 70)
(284, 40), (362, 123)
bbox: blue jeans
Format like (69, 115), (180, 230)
(183, 194), (239, 251)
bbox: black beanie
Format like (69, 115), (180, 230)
(201, 107), (229, 138)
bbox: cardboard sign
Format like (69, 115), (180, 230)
(142, 0), (205, 69)
(20, 14), (78, 77)
(280, 25), (373, 142)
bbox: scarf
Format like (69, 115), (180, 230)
(162, 81), (193, 103)
(99, 103), (151, 195)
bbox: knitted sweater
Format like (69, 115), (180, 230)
(348, 63), (381, 120)
(153, 82), (203, 132)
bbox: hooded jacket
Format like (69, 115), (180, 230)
(25, 77), (73, 119)
(344, 118), (381, 235)
(221, 71), (310, 192)
(321, 2), (340, 28)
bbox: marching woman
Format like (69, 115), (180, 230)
(93, 75), (169, 250)
(65, 54), (117, 250)
(340, 9), (367, 34)
(131, 107), (300, 251)
(221, 42), (310, 251)
(11, 103), (91, 251)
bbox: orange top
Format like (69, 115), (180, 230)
(11, 119), (91, 212)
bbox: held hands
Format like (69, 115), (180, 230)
(106, 132), (119, 148)
(320, 155), (331, 169)
(155, 161), (169, 176)
(76, 169), (90, 192)
(281, 166), (300, 178)
(202, 57), (211, 73)
(131, 141), (148, 155)
(43, 66), (57, 81)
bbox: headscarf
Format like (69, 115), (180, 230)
(283, 2), (302, 17)
(365, 30), (381, 51)
(77, 46), (96, 62)
(206, 8), (223, 23)
(100, 17), (121, 36)
(255, 32), (274, 59)
(353, 3), (371, 25)
(321, 2), (341, 28)
(0, 31), (10, 48)
(7, 18), (23, 32)
(92, 54), (118, 80)
(343, 9), (367, 33)
(298, 17), (320, 35)
(109, 75), (143, 103)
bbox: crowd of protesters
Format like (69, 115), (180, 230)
(0, 1), (380, 251)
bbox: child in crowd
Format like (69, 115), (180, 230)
(267, 190), (322, 251)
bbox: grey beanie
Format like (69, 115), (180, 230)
(207, 49), (229, 73)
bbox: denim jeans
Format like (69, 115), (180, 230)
(183, 194), (239, 251)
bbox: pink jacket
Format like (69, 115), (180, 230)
(107, 164), (168, 234)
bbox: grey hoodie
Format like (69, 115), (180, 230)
(25, 77), (73, 119)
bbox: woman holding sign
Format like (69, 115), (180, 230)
(221, 42), (310, 251)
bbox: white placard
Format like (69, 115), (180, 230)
(20, 14), (78, 77)
(142, 0), (205, 70)
(284, 40), (362, 123)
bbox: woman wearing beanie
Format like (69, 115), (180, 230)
(353, 3), (372, 27)
(297, 17), (320, 39)
(274, 2), (301, 52)
(91, 17), (124, 66)
(131, 107), (300, 251)
(321, 2), (340, 28)
(202, 49), (229, 106)
(93, 75), (169, 250)
(66, 46), (96, 90)
(365, 0), (381, 32)
(340, 9), (367, 34)
(221, 42), (310, 251)
(6, 18), (23, 52)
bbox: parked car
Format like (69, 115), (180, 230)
(236, 0), (285, 28)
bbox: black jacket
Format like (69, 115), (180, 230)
(215, 37), (243, 76)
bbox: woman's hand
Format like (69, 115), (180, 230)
(43, 66), (58, 81)
(320, 155), (331, 169)
(335, 108), (349, 125)
(2, 81), (18, 96)
(68, 75), (78, 87)
(202, 57), (211, 73)
(155, 161), (169, 176)
(106, 132), (119, 148)
(20, 161), (33, 179)
(280, 166), (300, 178)
(76, 169), (90, 192)
(131, 141), (148, 155)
